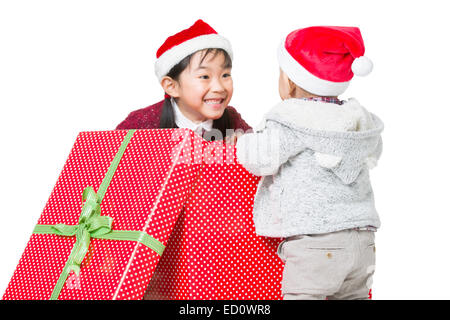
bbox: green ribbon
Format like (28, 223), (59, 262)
(32, 130), (165, 300)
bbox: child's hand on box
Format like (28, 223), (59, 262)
(225, 131), (244, 145)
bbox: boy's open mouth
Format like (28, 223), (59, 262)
(204, 98), (225, 105)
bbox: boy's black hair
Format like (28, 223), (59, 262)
(159, 49), (233, 141)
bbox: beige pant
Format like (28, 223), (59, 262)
(277, 229), (376, 300)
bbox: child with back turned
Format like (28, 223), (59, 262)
(236, 26), (383, 300)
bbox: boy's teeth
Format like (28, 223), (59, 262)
(205, 99), (222, 104)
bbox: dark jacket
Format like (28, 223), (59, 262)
(116, 100), (252, 133)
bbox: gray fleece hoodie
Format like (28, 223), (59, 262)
(235, 98), (383, 237)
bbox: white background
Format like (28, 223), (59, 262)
(1, 0), (449, 300)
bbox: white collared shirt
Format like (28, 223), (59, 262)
(172, 99), (213, 135)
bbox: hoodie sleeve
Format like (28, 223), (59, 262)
(366, 136), (383, 169)
(235, 120), (305, 176)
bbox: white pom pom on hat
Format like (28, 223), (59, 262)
(351, 56), (373, 77)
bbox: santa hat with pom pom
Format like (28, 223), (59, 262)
(277, 26), (373, 96)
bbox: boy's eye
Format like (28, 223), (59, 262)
(223, 73), (231, 78)
(199, 75), (209, 79)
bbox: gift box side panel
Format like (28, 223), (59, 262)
(183, 162), (284, 300)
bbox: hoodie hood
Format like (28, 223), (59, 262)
(260, 98), (384, 184)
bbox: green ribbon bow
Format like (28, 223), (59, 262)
(33, 130), (165, 300)
(53, 186), (112, 276)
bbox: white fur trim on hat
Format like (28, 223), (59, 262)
(277, 41), (350, 96)
(155, 34), (233, 81)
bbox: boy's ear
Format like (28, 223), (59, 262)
(160, 76), (180, 98)
(288, 78), (297, 97)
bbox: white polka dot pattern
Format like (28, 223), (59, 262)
(145, 142), (284, 300)
(2, 129), (203, 300)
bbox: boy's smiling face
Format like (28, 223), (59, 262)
(171, 50), (233, 123)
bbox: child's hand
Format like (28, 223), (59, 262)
(225, 132), (244, 145)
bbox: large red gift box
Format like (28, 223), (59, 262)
(144, 141), (284, 300)
(3, 129), (203, 300)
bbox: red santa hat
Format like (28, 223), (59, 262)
(277, 26), (373, 96)
(154, 19), (233, 81)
